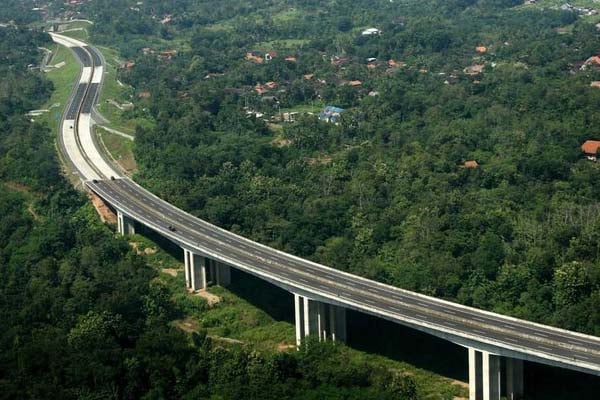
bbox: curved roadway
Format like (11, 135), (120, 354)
(52, 33), (600, 378)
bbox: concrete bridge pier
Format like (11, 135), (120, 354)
(184, 249), (207, 291)
(183, 251), (231, 291)
(469, 349), (523, 400)
(506, 358), (524, 400)
(294, 294), (346, 347)
(208, 259), (231, 286)
(116, 210), (135, 235)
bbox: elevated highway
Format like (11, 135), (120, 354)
(51, 33), (600, 400)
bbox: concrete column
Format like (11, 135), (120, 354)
(190, 253), (207, 291)
(294, 295), (346, 346)
(117, 211), (122, 234)
(294, 294), (304, 347)
(331, 305), (346, 342)
(183, 249), (191, 289)
(469, 348), (482, 400)
(482, 352), (501, 400)
(116, 210), (135, 235)
(188, 250), (196, 290)
(214, 261), (231, 286)
(303, 297), (312, 338)
(469, 349), (501, 400)
(208, 259), (216, 284)
(506, 358), (524, 400)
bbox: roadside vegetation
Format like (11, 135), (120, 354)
(0, 10), (441, 400)
(4, 0), (600, 398)
(80, 0), (600, 339)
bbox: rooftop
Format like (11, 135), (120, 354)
(581, 140), (600, 154)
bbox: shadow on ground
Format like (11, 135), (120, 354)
(130, 225), (600, 397)
(227, 268), (295, 322)
(347, 310), (468, 381)
(525, 361), (600, 400)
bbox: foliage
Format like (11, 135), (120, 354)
(83, 0), (600, 337)
(0, 16), (426, 400)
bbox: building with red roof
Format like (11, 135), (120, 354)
(581, 140), (600, 161)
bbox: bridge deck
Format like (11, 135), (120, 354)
(87, 177), (600, 376)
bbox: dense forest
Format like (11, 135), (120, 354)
(0, 13), (419, 400)
(80, 0), (600, 336)
(3, 0), (600, 397)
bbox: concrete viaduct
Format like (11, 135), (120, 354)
(52, 32), (600, 400)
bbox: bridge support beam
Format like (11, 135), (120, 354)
(184, 249), (207, 291)
(116, 210), (135, 235)
(294, 294), (346, 347)
(469, 348), (483, 400)
(482, 352), (501, 400)
(469, 349), (522, 400)
(506, 358), (524, 400)
(209, 259), (231, 287)
(183, 253), (231, 291)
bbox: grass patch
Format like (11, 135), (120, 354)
(36, 44), (80, 135)
(63, 20), (93, 30)
(94, 45), (155, 135)
(97, 128), (137, 174)
(95, 45), (135, 131)
(272, 8), (302, 23)
(59, 28), (89, 41)
(125, 231), (468, 398)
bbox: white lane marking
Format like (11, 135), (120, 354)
(503, 337), (520, 344)
(539, 345), (553, 352)
(445, 309), (456, 315)
(568, 340), (583, 346)
(473, 329), (487, 335)
(445, 322), (458, 327)
(417, 302), (429, 308)
(577, 354), (592, 361)
(415, 314), (428, 319)
(472, 317), (486, 322)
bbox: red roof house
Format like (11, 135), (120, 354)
(581, 140), (600, 157)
